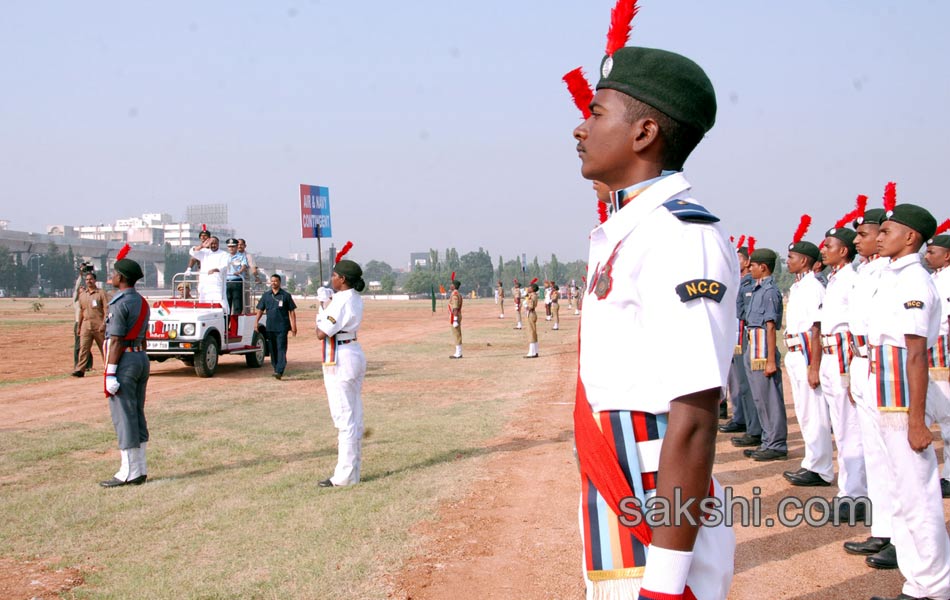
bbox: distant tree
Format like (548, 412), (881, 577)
(403, 268), (439, 294)
(548, 253), (567, 284)
(0, 245), (15, 293)
(380, 274), (396, 294)
(363, 260), (393, 282)
(14, 253), (32, 296)
(530, 256), (541, 281)
(446, 248), (461, 272)
(428, 248), (439, 271)
(496, 255), (504, 281)
(286, 277), (298, 294)
(459, 248), (494, 296)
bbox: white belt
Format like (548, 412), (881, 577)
(336, 334), (356, 342)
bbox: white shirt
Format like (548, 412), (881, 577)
(933, 268), (950, 338)
(579, 173), (739, 415)
(849, 256), (888, 337)
(189, 247), (230, 302)
(868, 253), (941, 349)
(820, 264), (857, 335)
(316, 288), (363, 340)
(785, 271), (824, 336)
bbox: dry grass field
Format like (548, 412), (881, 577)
(0, 295), (944, 599)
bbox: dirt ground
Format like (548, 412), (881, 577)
(0, 297), (945, 599)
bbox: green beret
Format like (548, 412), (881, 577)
(854, 208), (886, 227)
(884, 203), (937, 241)
(825, 227), (857, 254)
(749, 248), (778, 271)
(737, 247), (749, 258)
(929, 235), (950, 249)
(788, 241), (821, 262)
(333, 259), (362, 281)
(114, 258), (143, 283)
(597, 47), (716, 133)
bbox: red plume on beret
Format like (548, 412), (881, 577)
(116, 243), (131, 261)
(201, 223), (207, 231)
(935, 219), (950, 236)
(747, 236), (756, 255)
(450, 271), (456, 281)
(605, 0), (639, 56)
(529, 277), (539, 286)
(334, 241), (353, 264)
(883, 182), (897, 212)
(833, 194), (869, 229)
(792, 214), (812, 244)
(735, 235), (746, 250)
(563, 68), (594, 119)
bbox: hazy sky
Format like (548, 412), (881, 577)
(2, 1), (948, 268)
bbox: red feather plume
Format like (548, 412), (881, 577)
(450, 271), (456, 281)
(201, 223), (207, 231)
(735, 235), (746, 250)
(747, 236), (756, 255)
(792, 214), (812, 244)
(334, 241), (353, 264)
(116, 243), (131, 261)
(605, 0), (640, 56)
(563, 68), (593, 119)
(597, 200), (609, 224)
(883, 182), (897, 212)
(834, 194), (869, 229)
(529, 277), (539, 286)
(935, 219), (950, 237)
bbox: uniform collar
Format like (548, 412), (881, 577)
(885, 253), (921, 272)
(756, 275), (775, 288)
(109, 289), (129, 304)
(595, 172), (692, 245)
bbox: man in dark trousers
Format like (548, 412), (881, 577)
(255, 274), (297, 379)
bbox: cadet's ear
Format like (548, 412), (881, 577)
(630, 116), (661, 153)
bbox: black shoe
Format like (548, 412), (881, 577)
(869, 595), (932, 600)
(837, 500), (868, 523)
(318, 478), (336, 488)
(783, 468), (808, 479)
(273, 373), (282, 380)
(752, 449), (788, 462)
(941, 478), (950, 498)
(719, 403), (729, 420)
(719, 421), (746, 433)
(865, 543), (898, 570)
(743, 448), (760, 458)
(844, 536), (890, 555)
(785, 470), (831, 487)
(449, 355), (462, 359)
(128, 474), (147, 486)
(524, 354), (539, 359)
(99, 477), (130, 488)
(731, 434), (762, 447)
(71, 370), (84, 378)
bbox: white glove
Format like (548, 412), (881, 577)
(452, 320), (459, 328)
(184, 268), (192, 275)
(105, 376), (120, 395)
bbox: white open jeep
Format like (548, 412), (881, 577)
(145, 273), (267, 377)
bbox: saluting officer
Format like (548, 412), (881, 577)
(448, 276), (463, 359)
(924, 229), (950, 498)
(867, 205), (950, 600)
(524, 281), (539, 358)
(100, 247), (151, 488)
(735, 248), (788, 461)
(570, 42), (737, 597)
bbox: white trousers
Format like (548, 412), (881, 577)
(819, 352), (866, 497)
(850, 356), (894, 538)
(323, 343), (366, 486)
(926, 373), (950, 480)
(877, 408), (950, 600)
(785, 350), (833, 481)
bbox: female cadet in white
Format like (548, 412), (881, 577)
(816, 229), (866, 504)
(867, 206), (949, 600)
(315, 260), (366, 488)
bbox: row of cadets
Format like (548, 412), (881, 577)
(925, 222), (950, 496)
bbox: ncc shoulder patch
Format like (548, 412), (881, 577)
(662, 199), (720, 223)
(904, 300), (924, 310)
(327, 316), (337, 324)
(676, 279), (727, 303)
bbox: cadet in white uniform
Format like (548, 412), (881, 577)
(924, 232), (950, 497)
(315, 259), (366, 488)
(781, 236), (833, 484)
(867, 204), (950, 600)
(571, 45), (736, 599)
(842, 208), (897, 567)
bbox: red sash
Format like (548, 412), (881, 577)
(104, 295), (150, 397)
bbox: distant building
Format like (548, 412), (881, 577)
(47, 211), (234, 248)
(409, 252), (430, 270)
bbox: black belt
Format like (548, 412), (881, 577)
(337, 338), (356, 345)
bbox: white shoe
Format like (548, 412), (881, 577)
(553, 325), (559, 330)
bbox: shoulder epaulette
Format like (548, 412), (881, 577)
(662, 199), (720, 223)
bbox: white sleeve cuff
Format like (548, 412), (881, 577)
(641, 546), (693, 595)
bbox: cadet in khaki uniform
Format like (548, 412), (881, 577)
(512, 280), (523, 329)
(524, 280), (539, 358)
(72, 271), (108, 376)
(550, 281), (560, 330)
(867, 205), (950, 600)
(496, 280), (505, 319)
(100, 246), (151, 488)
(448, 277), (463, 359)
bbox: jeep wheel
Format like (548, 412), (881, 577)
(195, 336), (219, 377)
(246, 332), (265, 368)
